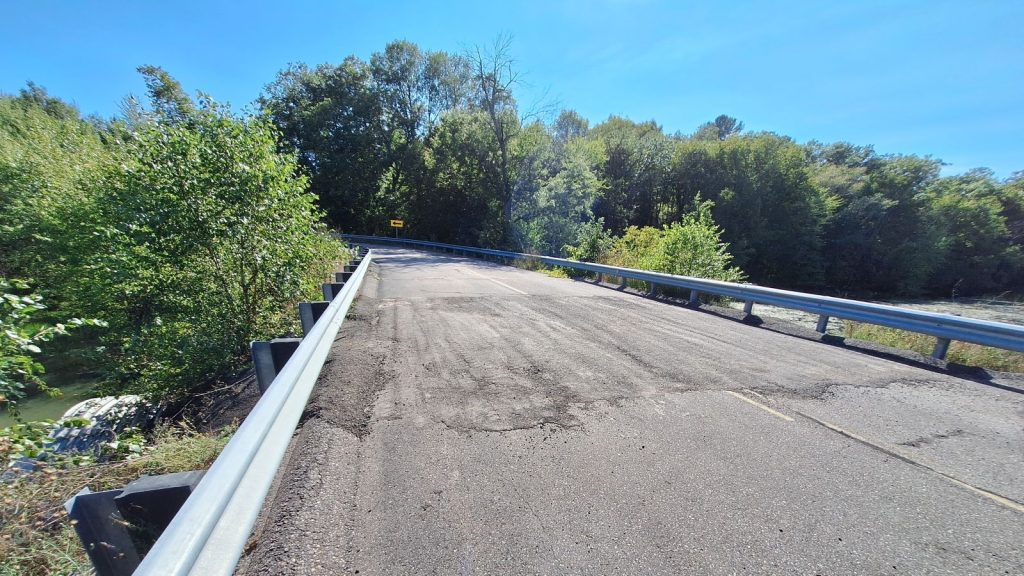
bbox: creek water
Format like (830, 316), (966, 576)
(0, 378), (99, 427)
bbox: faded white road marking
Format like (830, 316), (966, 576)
(797, 410), (1024, 515)
(725, 390), (795, 422)
(743, 388), (770, 401)
(464, 267), (528, 294)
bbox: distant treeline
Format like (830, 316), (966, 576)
(260, 38), (1023, 297)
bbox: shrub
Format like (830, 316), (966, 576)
(607, 196), (745, 282)
(564, 217), (614, 263)
(0, 279), (104, 412)
(81, 98), (342, 398)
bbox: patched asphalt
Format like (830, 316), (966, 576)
(238, 247), (1024, 575)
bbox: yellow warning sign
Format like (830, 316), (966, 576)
(390, 219), (404, 228)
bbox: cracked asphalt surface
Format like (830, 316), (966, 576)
(238, 247), (1024, 575)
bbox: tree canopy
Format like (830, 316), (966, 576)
(257, 38), (1023, 297)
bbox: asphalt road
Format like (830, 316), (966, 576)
(239, 247), (1024, 576)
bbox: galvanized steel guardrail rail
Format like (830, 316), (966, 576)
(132, 250), (373, 576)
(340, 234), (1024, 359)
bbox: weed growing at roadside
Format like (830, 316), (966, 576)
(845, 321), (1024, 373)
(0, 423), (233, 576)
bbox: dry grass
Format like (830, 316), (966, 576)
(845, 321), (1024, 373)
(539, 268), (570, 279)
(0, 424), (233, 576)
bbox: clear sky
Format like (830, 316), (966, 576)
(3, 0), (1021, 177)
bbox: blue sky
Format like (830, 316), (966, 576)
(3, 0), (1022, 177)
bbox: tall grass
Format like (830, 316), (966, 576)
(0, 424), (233, 576)
(845, 321), (1024, 373)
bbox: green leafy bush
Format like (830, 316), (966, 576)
(606, 197), (745, 283)
(564, 218), (614, 263)
(0, 279), (105, 412)
(0, 86), (113, 299)
(79, 98), (342, 397)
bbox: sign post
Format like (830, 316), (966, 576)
(389, 219), (404, 238)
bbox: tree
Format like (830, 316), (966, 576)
(86, 96), (340, 397)
(589, 116), (670, 231)
(467, 34), (523, 242)
(553, 109), (589, 145)
(261, 59), (387, 230)
(694, 114), (744, 141)
(0, 87), (113, 297)
(413, 110), (504, 244)
(606, 197), (744, 283)
(924, 170), (1022, 294)
(529, 138), (604, 256)
(136, 65), (196, 123)
(666, 133), (832, 288)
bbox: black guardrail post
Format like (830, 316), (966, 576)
(324, 280), (347, 299)
(251, 338), (302, 393)
(299, 301), (331, 335)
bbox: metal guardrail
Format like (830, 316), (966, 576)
(340, 234), (1024, 359)
(133, 250), (373, 576)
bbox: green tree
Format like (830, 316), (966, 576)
(924, 170), (1023, 294)
(529, 138), (605, 256)
(694, 114), (745, 141)
(0, 87), (113, 300)
(261, 59), (387, 230)
(414, 110), (504, 244)
(589, 116), (670, 231)
(86, 97), (340, 397)
(666, 133), (832, 288)
(564, 218), (614, 262)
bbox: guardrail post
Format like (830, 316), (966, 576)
(323, 282), (347, 300)
(336, 270), (354, 282)
(596, 273), (603, 283)
(689, 289), (700, 305)
(619, 276), (627, 289)
(743, 300), (754, 315)
(933, 337), (951, 360)
(816, 315), (830, 334)
(65, 488), (141, 576)
(298, 301), (330, 335)
(251, 338), (302, 393)
(113, 470), (206, 558)
(649, 282), (659, 297)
